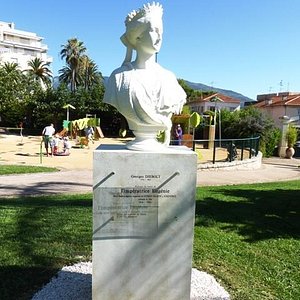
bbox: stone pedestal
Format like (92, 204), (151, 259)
(93, 144), (197, 300)
(278, 116), (289, 158)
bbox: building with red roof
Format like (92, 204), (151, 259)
(187, 93), (241, 115)
(254, 92), (300, 127)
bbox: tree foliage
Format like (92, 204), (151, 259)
(80, 55), (102, 90)
(26, 57), (52, 87)
(219, 106), (280, 157)
(0, 63), (43, 127)
(178, 79), (214, 102)
(0, 68), (106, 130)
(220, 106), (272, 138)
(0, 36), (110, 131)
(33, 85), (69, 129)
(285, 125), (298, 147)
(59, 38), (87, 92)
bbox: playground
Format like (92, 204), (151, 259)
(0, 114), (252, 169)
(0, 116), (114, 170)
(0, 133), (224, 171)
(0, 113), (262, 171)
(1, 131), (259, 171)
(0, 133), (129, 171)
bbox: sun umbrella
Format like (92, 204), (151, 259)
(63, 104), (76, 121)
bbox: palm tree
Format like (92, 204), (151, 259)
(1, 62), (22, 84)
(58, 65), (73, 87)
(60, 38), (86, 92)
(80, 55), (102, 90)
(26, 57), (52, 87)
(2, 62), (20, 73)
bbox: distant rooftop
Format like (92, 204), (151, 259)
(255, 92), (300, 107)
(189, 92), (240, 104)
(0, 20), (43, 40)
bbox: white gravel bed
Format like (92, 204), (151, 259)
(32, 262), (230, 300)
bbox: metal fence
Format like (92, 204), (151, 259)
(171, 136), (260, 164)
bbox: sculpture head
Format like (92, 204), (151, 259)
(121, 2), (163, 63)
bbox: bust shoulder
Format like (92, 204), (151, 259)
(109, 62), (134, 77)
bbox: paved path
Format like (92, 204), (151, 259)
(197, 157), (300, 186)
(0, 169), (92, 197)
(1, 158), (300, 197)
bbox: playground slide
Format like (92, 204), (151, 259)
(57, 128), (68, 137)
(95, 126), (104, 138)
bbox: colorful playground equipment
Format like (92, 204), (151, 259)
(61, 117), (104, 148)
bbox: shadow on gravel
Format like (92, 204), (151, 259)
(0, 266), (60, 300)
(32, 270), (92, 300)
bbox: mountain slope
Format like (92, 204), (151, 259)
(185, 80), (256, 104)
(64, 76), (255, 105)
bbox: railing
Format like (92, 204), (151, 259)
(171, 136), (260, 164)
(0, 127), (22, 134)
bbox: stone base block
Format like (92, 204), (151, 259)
(92, 145), (197, 300)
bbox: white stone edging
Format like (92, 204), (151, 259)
(198, 151), (262, 171)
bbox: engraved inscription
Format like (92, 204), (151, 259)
(93, 172), (178, 239)
(129, 172), (162, 184)
(94, 188), (160, 239)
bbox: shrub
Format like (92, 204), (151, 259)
(285, 125), (298, 147)
(219, 106), (280, 157)
(260, 127), (281, 157)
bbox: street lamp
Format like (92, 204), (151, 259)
(218, 108), (221, 147)
(210, 96), (222, 147)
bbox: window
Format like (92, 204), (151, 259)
(15, 48), (24, 54)
(20, 37), (30, 45)
(25, 49), (34, 56)
(4, 34), (14, 41)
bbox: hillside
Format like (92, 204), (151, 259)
(185, 80), (256, 105)
(60, 76), (256, 105)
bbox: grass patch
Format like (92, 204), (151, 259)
(0, 193), (92, 299)
(1, 181), (299, 299)
(194, 180), (300, 300)
(0, 165), (58, 175)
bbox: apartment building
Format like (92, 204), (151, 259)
(0, 21), (52, 70)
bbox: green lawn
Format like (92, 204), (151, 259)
(0, 181), (299, 299)
(0, 194), (92, 299)
(0, 165), (58, 175)
(194, 180), (300, 300)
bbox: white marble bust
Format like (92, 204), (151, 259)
(104, 2), (186, 151)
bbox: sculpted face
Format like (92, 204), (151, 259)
(122, 6), (163, 53)
(135, 20), (163, 54)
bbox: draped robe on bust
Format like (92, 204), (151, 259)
(104, 62), (186, 132)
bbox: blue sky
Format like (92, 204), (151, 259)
(2, 0), (300, 100)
